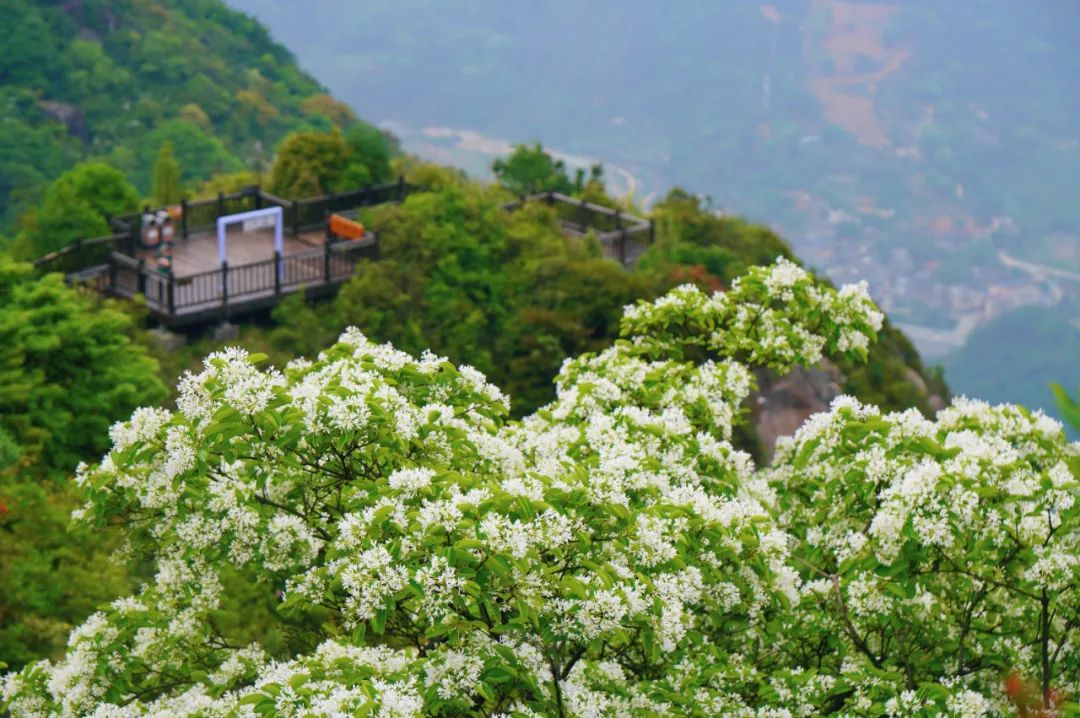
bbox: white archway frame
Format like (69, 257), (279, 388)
(216, 206), (284, 264)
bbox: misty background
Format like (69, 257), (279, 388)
(228, 0), (1080, 418)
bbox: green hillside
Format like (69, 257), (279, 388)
(0, 0), (361, 227)
(944, 300), (1080, 423)
(0, 0), (952, 674)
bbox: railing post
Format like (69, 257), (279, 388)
(324, 241), (332, 282)
(180, 197), (188, 239)
(397, 175), (405, 202)
(221, 261), (229, 307)
(325, 209), (332, 243)
(217, 191), (225, 219)
(108, 254), (117, 291)
(167, 274), (176, 315)
(292, 200), (300, 237)
(274, 250), (282, 295)
(254, 188), (263, 210)
(137, 259), (146, 295)
(579, 198), (588, 231)
(648, 219), (655, 245)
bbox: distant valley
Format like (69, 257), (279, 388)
(228, 0), (1080, 417)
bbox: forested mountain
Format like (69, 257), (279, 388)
(7, 2), (1080, 714)
(0, 0), (359, 228)
(228, 0), (1080, 420)
(0, 0), (953, 672)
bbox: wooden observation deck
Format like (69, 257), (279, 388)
(43, 181), (415, 327)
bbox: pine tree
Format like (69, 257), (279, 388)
(151, 141), (182, 206)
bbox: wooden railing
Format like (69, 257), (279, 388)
(36, 178), (417, 274)
(503, 191), (654, 266)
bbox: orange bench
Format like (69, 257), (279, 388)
(329, 214), (365, 240)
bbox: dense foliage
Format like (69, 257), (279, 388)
(267, 127), (396, 198)
(0, 255), (166, 668)
(770, 397), (1079, 713)
(492, 143), (603, 197)
(3, 261), (1075, 716)
(11, 161), (140, 258)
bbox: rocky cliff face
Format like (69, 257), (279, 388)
(752, 362), (845, 461)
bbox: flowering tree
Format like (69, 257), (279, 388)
(767, 396), (1079, 716)
(2, 259), (1076, 717)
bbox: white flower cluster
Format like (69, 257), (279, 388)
(620, 256), (884, 371)
(5, 260), (1069, 717)
(769, 394), (1080, 710)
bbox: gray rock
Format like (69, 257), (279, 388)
(148, 327), (186, 353)
(212, 322), (240, 342)
(752, 360), (844, 461)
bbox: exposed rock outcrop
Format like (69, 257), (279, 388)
(752, 360), (844, 461)
(39, 100), (89, 142)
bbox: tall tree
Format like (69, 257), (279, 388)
(267, 129), (351, 197)
(342, 121), (396, 185)
(267, 128), (396, 198)
(492, 142), (575, 195)
(151, 141), (182, 206)
(16, 162), (140, 256)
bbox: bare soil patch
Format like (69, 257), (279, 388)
(805, 0), (909, 147)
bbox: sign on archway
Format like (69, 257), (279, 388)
(215, 206), (284, 264)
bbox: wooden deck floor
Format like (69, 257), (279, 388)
(137, 227), (326, 277)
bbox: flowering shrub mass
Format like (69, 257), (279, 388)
(3, 259), (1077, 717)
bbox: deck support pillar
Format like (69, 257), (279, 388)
(221, 261), (229, 307)
(108, 254), (118, 291)
(274, 251), (282, 295)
